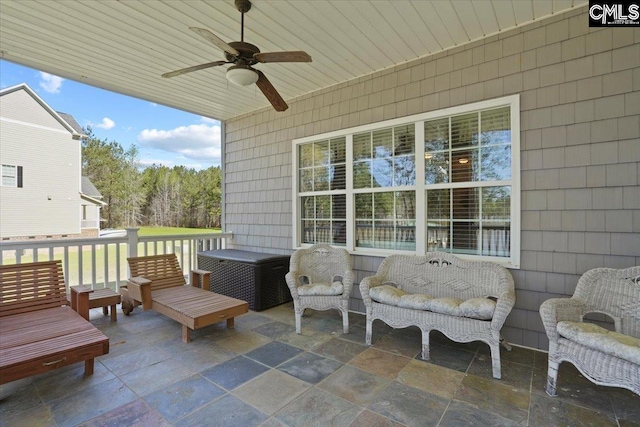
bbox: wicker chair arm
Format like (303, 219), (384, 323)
(490, 289), (516, 331)
(340, 270), (355, 300)
(539, 298), (585, 342)
(285, 271), (301, 299)
(359, 275), (385, 307)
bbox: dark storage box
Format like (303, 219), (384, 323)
(197, 249), (291, 311)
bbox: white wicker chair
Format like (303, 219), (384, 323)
(285, 244), (354, 334)
(540, 266), (640, 396)
(360, 252), (515, 379)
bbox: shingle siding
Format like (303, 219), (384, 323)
(224, 6), (639, 350)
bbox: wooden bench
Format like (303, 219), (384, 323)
(120, 254), (249, 343)
(0, 261), (110, 385)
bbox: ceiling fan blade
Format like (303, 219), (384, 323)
(255, 70), (288, 112)
(161, 61), (228, 78)
(254, 51), (312, 63)
(189, 27), (239, 56)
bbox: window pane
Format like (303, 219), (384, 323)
(425, 151), (449, 184)
(355, 193), (373, 218)
(332, 194), (346, 218)
(394, 156), (415, 186)
(482, 187), (511, 220)
(354, 161), (371, 189)
(372, 159), (392, 187)
(481, 107), (510, 145)
(314, 166), (330, 191)
(451, 113), (478, 149)
(316, 221), (331, 243)
(374, 192), (394, 219)
(451, 148), (479, 183)
(424, 118), (449, 152)
(394, 124), (415, 155)
(330, 137), (346, 163)
(356, 220), (373, 247)
(452, 188), (479, 220)
(314, 141), (330, 166)
(300, 144), (313, 168)
(331, 165), (346, 190)
(302, 220), (315, 244)
(482, 222), (510, 257)
(353, 133), (371, 160)
(452, 221), (480, 254)
(427, 189), (450, 219)
(374, 221), (395, 248)
(373, 128), (392, 158)
(481, 145), (511, 181)
(332, 221), (347, 245)
(427, 220), (450, 252)
(395, 191), (415, 219)
(300, 169), (313, 192)
(316, 195), (331, 218)
(301, 196), (314, 218)
(396, 220), (416, 250)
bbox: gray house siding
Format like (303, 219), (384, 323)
(223, 6), (640, 350)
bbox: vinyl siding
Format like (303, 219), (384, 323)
(0, 91), (80, 238)
(223, 6), (640, 351)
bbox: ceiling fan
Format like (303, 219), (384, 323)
(162, 0), (312, 112)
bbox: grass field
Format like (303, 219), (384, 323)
(3, 227), (225, 288)
(137, 226), (221, 236)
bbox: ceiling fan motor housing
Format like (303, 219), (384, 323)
(225, 41), (260, 64)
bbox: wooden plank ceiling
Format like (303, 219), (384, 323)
(0, 0), (586, 121)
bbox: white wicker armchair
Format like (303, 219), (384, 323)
(285, 245), (354, 334)
(540, 266), (640, 396)
(360, 252), (515, 379)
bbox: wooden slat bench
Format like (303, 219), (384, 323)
(0, 261), (110, 384)
(120, 254), (249, 343)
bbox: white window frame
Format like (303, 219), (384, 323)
(292, 95), (520, 268)
(1, 164), (17, 187)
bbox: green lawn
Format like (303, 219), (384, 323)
(4, 227), (225, 288)
(137, 226), (221, 236)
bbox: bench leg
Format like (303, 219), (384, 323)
(110, 304), (117, 322)
(84, 358), (95, 376)
(103, 306), (109, 316)
(226, 317), (235, 329)
(182, 325), (191, 343)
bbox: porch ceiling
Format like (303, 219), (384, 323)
(0, 0), (586, 121)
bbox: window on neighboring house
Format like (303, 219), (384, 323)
(1, 165), (22, 187)
(293, 95), (520, 268)
(82, 205), (88, 220)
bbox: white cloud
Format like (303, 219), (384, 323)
(150, 102), (158, 107)
(94, 117), (115, 130)
(137, 123), (221, 165)
(39, 72), (64, 93)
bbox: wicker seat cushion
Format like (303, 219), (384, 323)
(557, 321), (640, 365)
(370, 285), (496, 320)
(297, 281), (344, 296)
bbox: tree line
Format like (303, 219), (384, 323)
(82, 128), (221, 229)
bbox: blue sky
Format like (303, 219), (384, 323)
(0, 60), (221, 170)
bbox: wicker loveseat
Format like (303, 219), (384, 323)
(540, 266), (640, 396)
(360, 252), (515, 379)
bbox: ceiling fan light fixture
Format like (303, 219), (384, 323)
(226, 65), (258, 86)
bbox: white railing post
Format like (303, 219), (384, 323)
(126, 228), (139, 258)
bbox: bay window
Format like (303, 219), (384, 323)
(293, 95), (520, 268)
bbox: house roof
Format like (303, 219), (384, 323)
(81, 176), (103, 199)
(0, 83), (86, 138)
(57, 112), (85, 136)
(0, 1), (587, 121)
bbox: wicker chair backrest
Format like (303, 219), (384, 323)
(377, 252), (513, 300)
(292, 244), (351, 284)
(572, 266), (640, 338)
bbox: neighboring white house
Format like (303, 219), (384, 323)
(0, 83), (105, 240)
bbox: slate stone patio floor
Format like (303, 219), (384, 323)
(1, 302), (638, 426)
